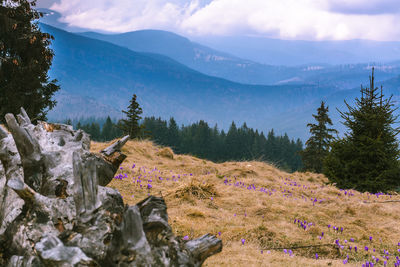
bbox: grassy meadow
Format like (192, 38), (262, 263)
(90, 139), (400, 267)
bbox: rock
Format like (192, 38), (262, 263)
(0, 107), (222, 266)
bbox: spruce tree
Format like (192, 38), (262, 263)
(117, 94), (143, 139)
(301, 101), (337, 173)
(324, 68), (400, 193)
(167, 117), (179, 150)
(0, 0), (59, 123)
(101, 116), (114, 141)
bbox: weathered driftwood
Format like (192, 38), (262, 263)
(0, 108), (222, 266)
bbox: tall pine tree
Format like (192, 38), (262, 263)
(301, 101), (337, 173)
(0, 0), (59, 123)
(324, 68), (400, 193)
(117, 94), (143, 139)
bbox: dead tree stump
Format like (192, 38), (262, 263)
(0, 107), (222, 266)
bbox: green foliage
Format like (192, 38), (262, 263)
(0, 0), (59, 123)
(117, 94), (143, 139)
(301, 101), (337, 173)
(63, 116), (123, 142)
(324, 68), (400, 193)
(142, 116), (303, 172)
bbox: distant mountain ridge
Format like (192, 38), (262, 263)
(40, 23), (334, 140)
(38, 22), (400, 141)
(79, 30), (400, 90)
(39, 8), (400, 89)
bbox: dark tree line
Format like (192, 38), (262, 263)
(62, 116), (123, 142)
(142, 117), (304, 172)
(62, 116), (303, 172)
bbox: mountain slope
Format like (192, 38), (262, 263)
(41, 23), (335, 140)
(80, 30), (400, 89)
(80, 30), (297, 85)
(42, 23), (400, 141)
(192, 35), (400, 66)
(92, 138), (400, 266)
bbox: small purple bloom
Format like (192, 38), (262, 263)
(315, 253), (319, 259)
(241, 239), (245, 245)
(183, 235), (189, 240)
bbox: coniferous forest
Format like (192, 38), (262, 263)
(62, 116), (303, 172)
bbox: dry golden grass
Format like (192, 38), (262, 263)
(90, 139), (400, 267)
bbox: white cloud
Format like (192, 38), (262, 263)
(50, 0), (400, 41)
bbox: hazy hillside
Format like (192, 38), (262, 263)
(39, 23), (400, 141)
(80, 30), (298, 85)
(92, 139), (400, 266)
(41, 23), (336, 140)
(193, 35), (400, 66)
(80, 30), (400, 89)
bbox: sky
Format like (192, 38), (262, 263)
(36, 0), (400, 41)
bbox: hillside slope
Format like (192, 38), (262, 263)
(40, 23), (333, 140)
(91, 139), (400, 267)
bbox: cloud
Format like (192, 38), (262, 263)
(327, 0), (400, 15)
(36, 0), (61, 9)
(49, 0), (400, 41)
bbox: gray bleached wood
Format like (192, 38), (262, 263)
(0, 108), (222, 266)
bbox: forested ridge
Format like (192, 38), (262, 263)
(60, 116), (303, 172)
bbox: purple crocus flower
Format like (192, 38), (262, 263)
(365, 246), (369, 251)
(218, 232), (221, 236)
(241, 239), (245, 245)
(315, 253), (319, 259)
(369, 236), (373, 242)
(183, 235), (189, 240)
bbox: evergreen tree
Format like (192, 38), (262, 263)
(0, 0), (60, 123)
(324, 68), (400, 192)
(167, 117), (180, 150)
(301, 101), (337, 173)
(89, 122), (101, 140)
(101, 116), (114, 141)
(117, 94), (143, 139)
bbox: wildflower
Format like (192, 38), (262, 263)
(369, 236), (373, 242)
(218, 232), (221, 236)
(315, 253), (319, 259)
(241, 239), (245, 245)
(365, 246), (369, 251)
(147, 184), (152, 189)
(283, 249), (287, 254)
(183, 235), (189, 240)
(354, 246), (358, 252)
